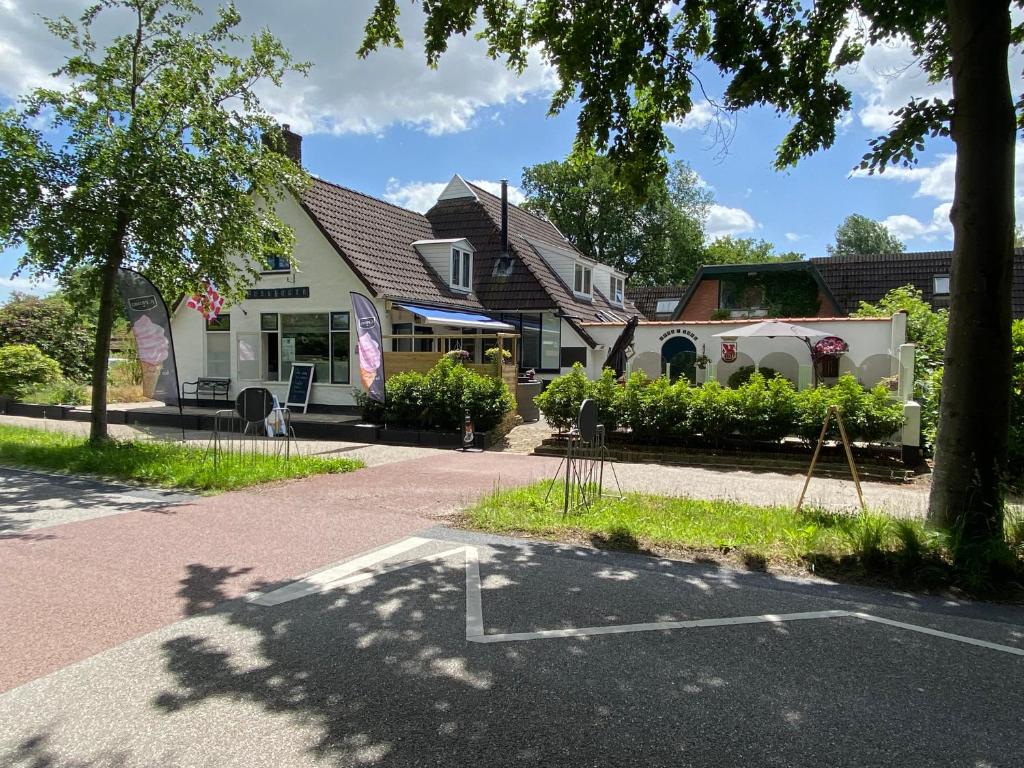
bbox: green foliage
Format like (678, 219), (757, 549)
(704, 237), (803, 267)
(361, 357), (515, 433)
(717, 268), (821, 317)
(521, 154), (710, 284)
(854, 285), (950, 449)
(539, 368), (902, 447)
(0, 0), (309, 439)
(793, 375), (904, 444)
(0, 344), (63, 399)
(1009, 319), (1024, 489)
(533, 363), (590, 432)
(0, 293), (95, 381)
(22, 377), (88, 406)
(465, 483), (1023, 596)
(0, 424), (361, 491)
(827, 214), (905, 256)
(727, 365), (779, 389)
(733, 373), (797, 442)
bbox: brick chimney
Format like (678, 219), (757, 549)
(281, 124), (302, 166)
(264, 123), (302, 166)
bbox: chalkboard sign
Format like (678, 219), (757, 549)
(286, 363), (315, 413)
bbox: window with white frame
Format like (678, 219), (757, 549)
(933, 274), (950, 295)
(610, 275), (624, 305)
(451, 247), (472, 291)
(574, 262), (592, 296)
(205, 314), (231, 378)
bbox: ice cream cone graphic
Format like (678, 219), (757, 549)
(132, 315), (170, 399)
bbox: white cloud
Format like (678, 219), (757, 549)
(882, 203), (952, 243)
(0, 1), (557, 137)
(705, 204), (758, 239)
(784, 232), (805, 243)
(384, 177), (525, 213)
(0, 274), (57, 294)
(667, 101), (717, 133)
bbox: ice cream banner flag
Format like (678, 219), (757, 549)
(116, 268), (180, 406)
(350, 291), (385, 403)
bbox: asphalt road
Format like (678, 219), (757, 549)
(2, 525), (1022, 767)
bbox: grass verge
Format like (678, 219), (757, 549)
(0, 424), (363, 492)
(464, 482), (1024, 598)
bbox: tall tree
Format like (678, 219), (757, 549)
(521, 154), (710, 284)
(0, 0), (308, 441)
(361, 0), (1019, 557)
(704, 236), (802, 266)
(827, 214), (905, 256)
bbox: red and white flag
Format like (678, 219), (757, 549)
(186, 281), (224, 321)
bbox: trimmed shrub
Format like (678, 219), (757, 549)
(0, 344), (63, 400)
(686, 380), (738, 443)
(734, 372), (797, 442)
(793, 374), (903, 443)
(621, 373), (691, 442)
(534, 363), (589, 432)
(727, 365), (779, 389)
(358, 357), (515, 433)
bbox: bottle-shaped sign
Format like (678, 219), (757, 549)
(462, 410), (475, 451)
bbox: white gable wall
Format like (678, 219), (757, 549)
(171, 192), (387, 408)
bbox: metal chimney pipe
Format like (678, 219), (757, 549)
(500, 179), (508, 254)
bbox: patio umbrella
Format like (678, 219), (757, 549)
(711, 320), (828, 340)
(602, 315), (640, 377)
(713, 320), (828, 384)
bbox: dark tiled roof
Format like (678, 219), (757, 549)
(626, 284), (687, 320)
(300, 176), (641, 343)
(449, 182), (641, 323)
(809, 249), (1024, 318)
(300, 178), (484, 310)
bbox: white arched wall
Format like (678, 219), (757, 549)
(717, 352), (755, 385)
(757, 352), (800, 385)
(630, 351), (662, 379)
(858, 353), (898, 388)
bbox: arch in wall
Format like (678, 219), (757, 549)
(661, 336), (697, 383)
(717, 352), (755, 385)
(858, 353), (898, 388)
(757, 351), (800, 385)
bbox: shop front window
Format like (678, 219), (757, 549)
(281, 313), (329, 383)
(330, 312), (350, 384)
(205, 314), (230, 378)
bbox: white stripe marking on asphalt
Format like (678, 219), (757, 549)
(249, 538), (1024, 657)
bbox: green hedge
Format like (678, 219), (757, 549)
(357, 356), (515, 433)
(0, 344), (63, 400)
(1010, 319), (1024, 489)
(536, 364), (904, 446)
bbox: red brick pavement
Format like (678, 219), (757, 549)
(0, 452), (559, 693)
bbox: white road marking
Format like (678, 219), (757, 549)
(250, 537), (1024, 657)
(468, 610), (852, 643)
(249, 536), (434, 606)
(851, 612), (1024, 657)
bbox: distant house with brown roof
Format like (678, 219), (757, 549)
(809, 249), (1024, 317)
(626, 284), (688, 320)
(171, 128), (637, 409)
(669, 250), (1024, 322)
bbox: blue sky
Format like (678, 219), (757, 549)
(2, 0), (1016, 302)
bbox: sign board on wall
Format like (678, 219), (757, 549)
(721, 342), (738, 363)
(245, 287), (310, 300)
(282, 337), (296, 362)
(286, 362), (315, 413)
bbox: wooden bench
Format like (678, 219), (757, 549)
(181, 377), (230, 405)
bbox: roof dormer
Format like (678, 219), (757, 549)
(412, 238), (475, 293)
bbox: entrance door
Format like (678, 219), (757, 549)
(236, 332), (262, 385)
(661, 337), (697, 383)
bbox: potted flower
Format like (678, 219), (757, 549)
(444, 348), (471, 364)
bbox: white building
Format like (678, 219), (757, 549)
(171, 128), (637, 410)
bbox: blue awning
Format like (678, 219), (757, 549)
(395, 303), (515, 332)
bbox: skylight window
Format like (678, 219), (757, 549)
(933, 274), (950, 296)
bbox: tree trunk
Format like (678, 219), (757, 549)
(88, 254), (121, 443)
(928, 1), (1016, 546)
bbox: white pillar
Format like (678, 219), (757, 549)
(902, 400), (922, 464)
(708, 360), (718, 385)
(798, 364), (813, 390)
(898, 343), (916, 403)
(891, 310), (908, 350)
